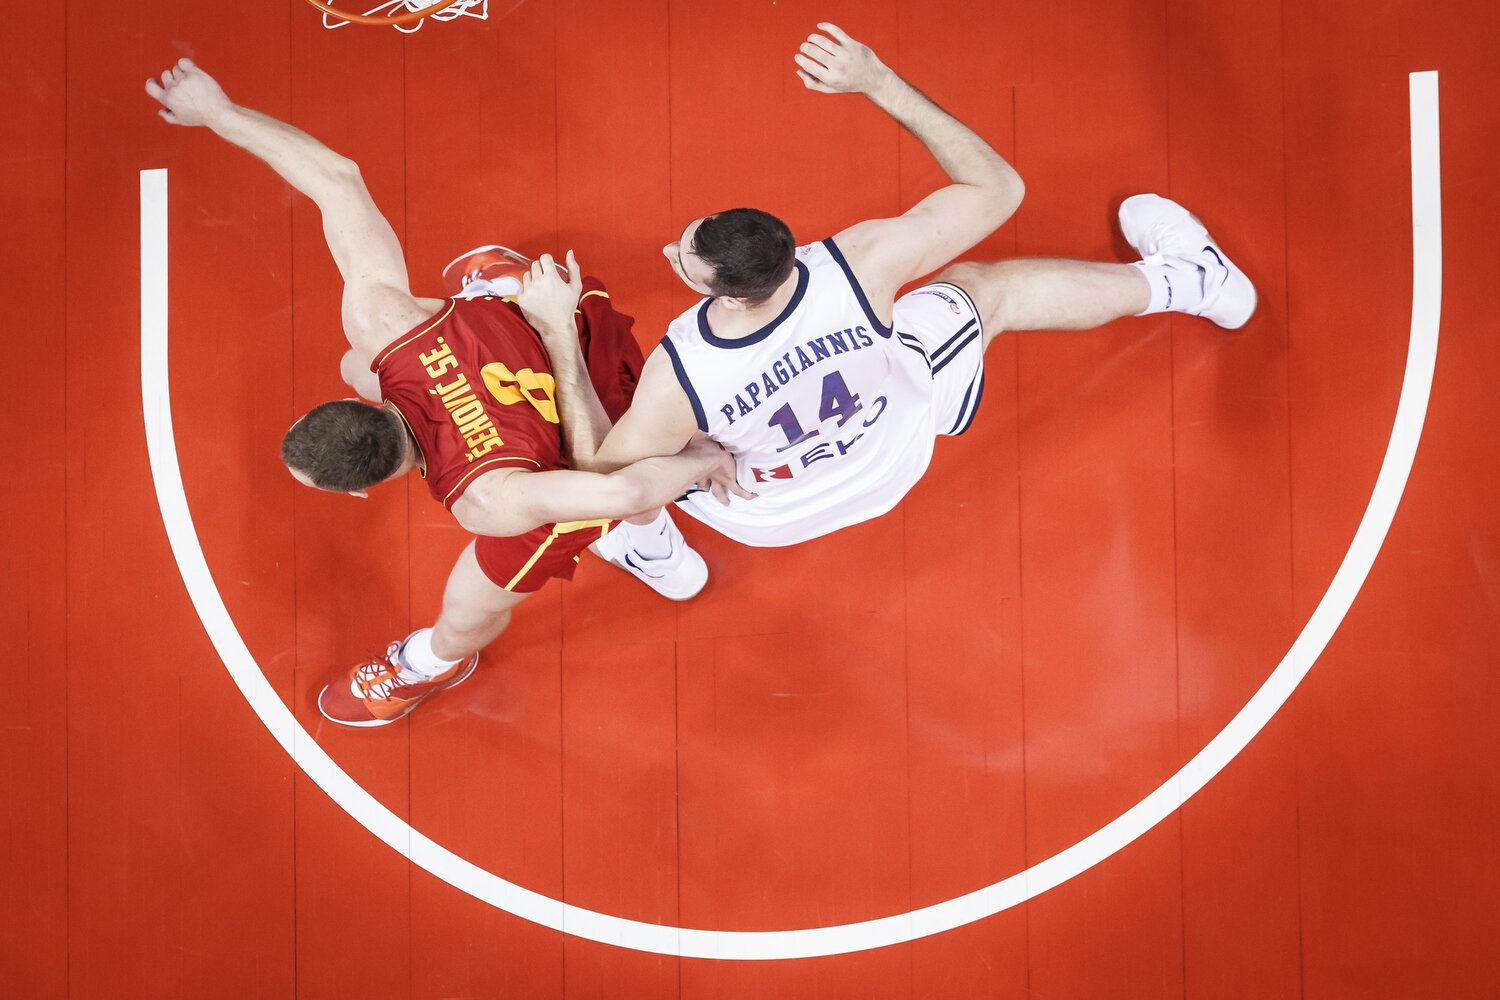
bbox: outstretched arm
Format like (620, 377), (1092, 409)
(449, 438), (740, 538)
(145, 57), (418, 354)
(795, 24), (1024, 312)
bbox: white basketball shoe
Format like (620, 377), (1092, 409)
(590, 511), (709, 601)
(1119, 194), (1257, 329)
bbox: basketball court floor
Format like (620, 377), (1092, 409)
(5, 0), (1498, 995)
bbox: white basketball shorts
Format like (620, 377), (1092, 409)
(892, 281), (985, 436)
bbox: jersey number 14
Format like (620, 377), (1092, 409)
(766, 370), (862, 452)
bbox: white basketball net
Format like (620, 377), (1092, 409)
(322, 0), (489, 32)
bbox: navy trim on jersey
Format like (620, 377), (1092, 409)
(659, 336), (710, 432)
(948, 370), (986, 435)
(932, 318), (978, 362)
(895, 331), (932, 369)
(822, 238), (893, 338)
(694, 260), (811, 349)
(931, 319), (979, 375)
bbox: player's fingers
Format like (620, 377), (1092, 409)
(158, 108), (177, 124)
(178, 57), (196, 70)
(800, 40), (834, 62)
(161, 70), (175, 88)
(795, 67), (836, 93)
(817, 22), (853, 44)
(793, 53), (830, 76)
(722, 468), (754, 500)
(565, 249), (581, 287)
(806, 33), (839, 54)
(145, 78), (164, 99)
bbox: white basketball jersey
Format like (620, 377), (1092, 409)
(663, 239), (936, 546)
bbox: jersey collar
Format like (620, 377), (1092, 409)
(694, 259), (810, 349)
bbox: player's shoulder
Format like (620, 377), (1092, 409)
(796, 238), (840, 269)
(346, 284), (449, 357)
(799, 236), (877, 291)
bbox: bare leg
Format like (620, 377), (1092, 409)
(429, 540), (531, 661)
(937, 259), (1151, 350)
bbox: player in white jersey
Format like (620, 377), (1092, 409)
(651, 239), (972, 544)
(522, 23), (1257, 549)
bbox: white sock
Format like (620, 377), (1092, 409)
(1131, 259), (1204, 315)
(615, 509), (674, 560)
(398, 627), (462, 681)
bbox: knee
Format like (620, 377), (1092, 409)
(933, 261), (1007, 334)
(934, 261), (988, 290)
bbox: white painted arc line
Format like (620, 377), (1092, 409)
(138, 71), (1441, 961)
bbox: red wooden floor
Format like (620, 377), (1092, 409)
(5, 0), (1499, 996)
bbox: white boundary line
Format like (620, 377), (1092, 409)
(138, 72), (1441, 960)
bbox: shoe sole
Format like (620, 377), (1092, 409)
(441, 244), (569, 294)
(441, 243), (527, 281)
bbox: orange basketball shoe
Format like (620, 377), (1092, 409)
(317, 631), (479, 727)
(440, 244), (569, 298)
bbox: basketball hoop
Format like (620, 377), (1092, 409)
(305, 0), (489, 32)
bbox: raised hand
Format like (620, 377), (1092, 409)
(793, 23), (888, 95)
(145, 58), (233, 128)
(516, 250), (583, 341)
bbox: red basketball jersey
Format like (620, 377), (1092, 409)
(375, 295), (566, 509)
(372, 285), (645, 592)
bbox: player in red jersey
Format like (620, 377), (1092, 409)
(147, 58), (749, 726)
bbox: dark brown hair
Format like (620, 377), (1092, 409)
(692, 208), (796, 305)
(281, 400), (405, 491)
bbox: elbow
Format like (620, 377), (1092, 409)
(320, 155), (367, 200)
(606, 471), (659, 517)
(1007, 174), (1025, 213)
(330, 155), (362, 184)
(451, 491), (514, 536)
(620, 479), (658, 517)
(975, 171), (1023, 233)
(450, 502), (482, 535)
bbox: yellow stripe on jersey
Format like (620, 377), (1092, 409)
(373, 300), (458, 368)
(502, 518), (614, 591)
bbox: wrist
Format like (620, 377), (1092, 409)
(533, 318), (577, 343)
(207, 101), (250, 139)
(531, 328), (576, 355)
(862, 63), (901, 103)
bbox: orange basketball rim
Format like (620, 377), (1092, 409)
(301, 0), (468, 27)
